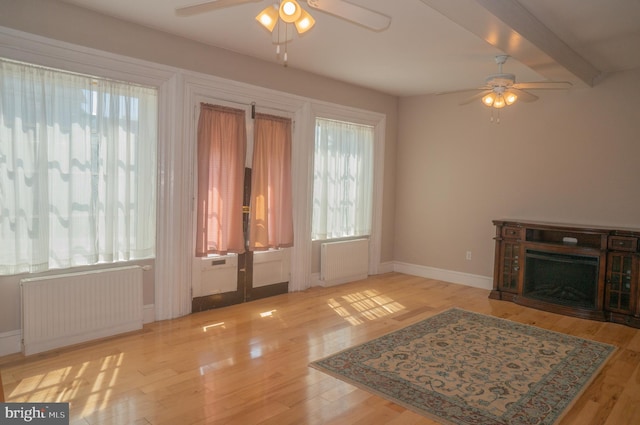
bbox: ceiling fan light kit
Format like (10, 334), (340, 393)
(255, 1), (317, 65)
(256, 1), (315, 33)
(482, 87), (518, 109)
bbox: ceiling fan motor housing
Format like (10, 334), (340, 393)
(486, 73), (515, 87)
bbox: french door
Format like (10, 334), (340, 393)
(191, 99), (291, 312)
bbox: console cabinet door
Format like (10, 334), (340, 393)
(498, 242), (521, 293)
(605, 252), (636, 314)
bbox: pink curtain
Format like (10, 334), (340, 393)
(249, 113), (294, 250)
(195, 103), (246, 256)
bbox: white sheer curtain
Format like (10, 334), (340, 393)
(0, 59), (157, 275)
(312, 118), (374, 240)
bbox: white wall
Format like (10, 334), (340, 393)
(395, 68), (640, 287)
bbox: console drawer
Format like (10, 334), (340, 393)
(502, 226), (523, 240)
(608, 236), (637, 252)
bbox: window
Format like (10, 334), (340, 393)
(0, 59), (158, 275)
(312, 118), (374, 240)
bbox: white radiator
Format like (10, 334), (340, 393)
(21, 266), (143, 356)
(320, 239), (369, 286)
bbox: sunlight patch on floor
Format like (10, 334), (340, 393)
(328, 289), (406, 325)
(81, 353), (124, 416)
(7, 352), (126, 420)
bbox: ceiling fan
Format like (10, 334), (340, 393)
(175, 0), (392, 32)
(442, 55), (573, 109)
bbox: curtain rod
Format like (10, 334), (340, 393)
(200, 98), (294, 119)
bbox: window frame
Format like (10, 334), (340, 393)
(310, 103), (386, 276)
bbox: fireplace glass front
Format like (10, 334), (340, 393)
(524, 249), (599, 310)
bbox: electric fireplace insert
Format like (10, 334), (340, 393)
(523, 249), (599, 310)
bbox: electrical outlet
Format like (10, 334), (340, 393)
(466, 251), (472, 261)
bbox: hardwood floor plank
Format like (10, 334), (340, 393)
(0, 273), (638, 424)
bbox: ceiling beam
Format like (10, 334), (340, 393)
(419, 0), (602, 87)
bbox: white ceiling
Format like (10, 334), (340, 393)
(59, 0), (640, 97)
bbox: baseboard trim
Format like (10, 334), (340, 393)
(0, 330), (22, 356)
(377, 261), (395, 274)
(393, 262), (493, 290)
(319, 273), (368, 287)
(309, 263), (492, 291)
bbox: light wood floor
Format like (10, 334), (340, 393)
(1, 273), (639, 424)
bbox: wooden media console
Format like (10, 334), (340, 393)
(491, 219), (640, 328)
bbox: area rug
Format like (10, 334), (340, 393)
(310, 308), (616, 425)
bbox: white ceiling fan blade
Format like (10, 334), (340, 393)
(459, 90), (492, 105)
(175, 0), (262, 17)
(510, 88), (538, 102)
(513, 81), (573, 90)
(306, 0), (391, 31)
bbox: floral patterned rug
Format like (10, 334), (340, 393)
(310, 308), (616, 425)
